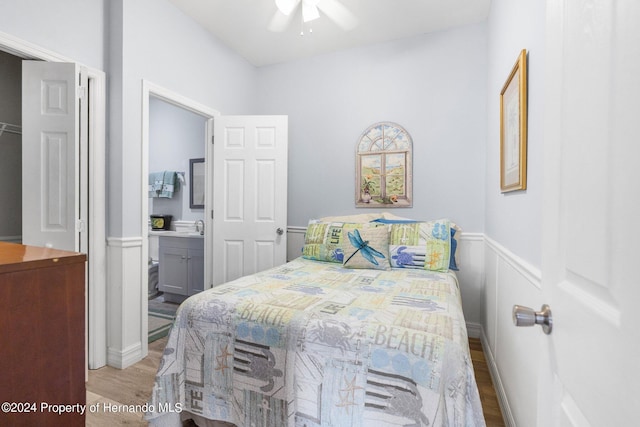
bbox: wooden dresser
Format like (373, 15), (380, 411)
(0, 242), (86, 426)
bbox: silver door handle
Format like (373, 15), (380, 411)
(512, 304), (553, 334)
(276, 227), (284, 235)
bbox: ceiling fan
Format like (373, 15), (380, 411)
(268, 0), (358, 33)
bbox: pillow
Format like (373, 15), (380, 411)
(374, 215), (461, 271)
(380, 212), (413, 221)
(319, 213), (382, 223)
(302, 221), (346, 263)
(449, 224), (461, 271)
(341, 224), (390, 270)
(388, 219), (452, 272)
(302, 220), (384, 263)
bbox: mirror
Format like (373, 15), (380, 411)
(189, 158), (205, 209)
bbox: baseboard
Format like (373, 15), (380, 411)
(466, 321), (482, 339)
(107, 342), (142, 370)
(479, 325), (515, 427)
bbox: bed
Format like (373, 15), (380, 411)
(147, 218), (485, 427)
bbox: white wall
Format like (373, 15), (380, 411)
(483, 1), (546, 426)
(149, 97), (206, 223)
(0, 0), (105, 70)
(109, 0), (258, 238)
(485, 0), (544, 269)
(256, 23), (488, 232)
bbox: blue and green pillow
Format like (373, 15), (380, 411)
(388, 219), (452, 272)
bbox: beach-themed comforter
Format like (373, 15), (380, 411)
(147, 258), (485, 427)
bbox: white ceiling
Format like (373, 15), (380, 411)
(168, 0), (491, 67)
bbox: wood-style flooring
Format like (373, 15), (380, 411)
(86, 337), (505, 426)
(469, 337), (506, 427)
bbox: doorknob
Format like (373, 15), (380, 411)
(512, 304), (553, 334)
(276, 227), (284, 235)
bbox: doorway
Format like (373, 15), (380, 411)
(0, 37), (107, 369)
(141, 80), (219, 357)
(0, 51), (22, 244)
(146, 96), (207, 343)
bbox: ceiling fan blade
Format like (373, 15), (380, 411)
(302, 1), (320, 23)
(268, 8), (296, 32)
(275, 0), (300, 16)
(317, 0), (358, 31)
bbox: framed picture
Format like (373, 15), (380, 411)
(500, 49), (528, 192)
(355, 122), (413, 207)
(189, 158), (205, 209)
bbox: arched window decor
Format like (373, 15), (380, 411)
(356, 122), (413, 207)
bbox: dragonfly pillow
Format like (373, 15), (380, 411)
(388, 219), (452, 272)
(340, 224), (390, 270)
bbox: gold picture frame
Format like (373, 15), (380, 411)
(500, 49), (528, 192)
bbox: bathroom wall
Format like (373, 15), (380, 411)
(0, 50), (22, 241)
(149, 96), (207, 224)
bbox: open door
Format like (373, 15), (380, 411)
(212, 115), (288, 285)
(536, 1), (640, 425)
(22, 61), (87, 252)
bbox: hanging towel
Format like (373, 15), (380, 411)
(159, 171), (178, 198)
(148, 172), (164, 198)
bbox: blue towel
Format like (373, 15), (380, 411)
(149, 171), (179, 198)
(148, 172), (164, 198)
(159, 171), (178, 198)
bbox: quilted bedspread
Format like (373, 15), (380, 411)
(147, 258), (485, 426)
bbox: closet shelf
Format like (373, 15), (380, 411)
(0, 121), (22, 137)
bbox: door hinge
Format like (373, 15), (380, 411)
(211, 135), (215, 144)
(75, 219), (86, 233)
(77, 85), (86, 100)
(211, 210), (214, 219)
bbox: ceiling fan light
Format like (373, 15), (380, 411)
(302, 2), (320, 22)
(275, 0), (299, 16)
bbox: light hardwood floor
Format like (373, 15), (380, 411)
(86, 338), (167, 426)
(86, 337), (505, 426)
(469, 337), (506, 427)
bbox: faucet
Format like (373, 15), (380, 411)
(195, 219), (205, 235)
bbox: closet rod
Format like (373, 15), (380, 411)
(0, 122), (22, 136)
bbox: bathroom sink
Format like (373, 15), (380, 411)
(172, 231), (204, 238)
(150, 230), (204, 238)
(176, 231), (204, 237)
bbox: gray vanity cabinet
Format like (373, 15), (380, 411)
(158, 235), (204, 303)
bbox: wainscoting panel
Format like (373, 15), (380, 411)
(455, 233), (484, 324)
(107, 236), (144, 369)
(286, 226), (306, 261)
(484, 237), (543, 427)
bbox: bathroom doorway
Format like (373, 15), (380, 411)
(146, 95), (207, 342)
(141, 81), (219, 354)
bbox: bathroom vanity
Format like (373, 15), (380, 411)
(157, 233), (204, 303)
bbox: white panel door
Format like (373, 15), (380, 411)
(539, 1), (640, 425)
(213, 116), (288, 285)
(22, 61), (86, 252)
